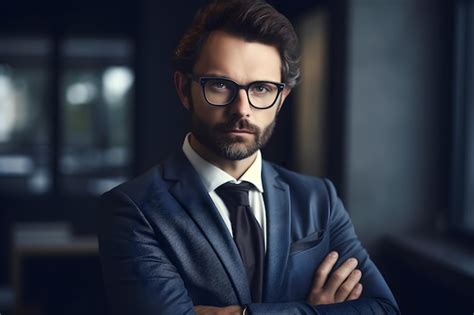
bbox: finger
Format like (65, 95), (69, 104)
(325, 257), (358, 294)
(347, 283), (363, 301)
(334, 269), (362, 302)
(193, 305), (217, 315)
(193, 306), (205, 315)
(224, 305), (245, 315)
(312, 251), (339, 290)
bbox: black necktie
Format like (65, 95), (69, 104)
(215, 181), (264, 303)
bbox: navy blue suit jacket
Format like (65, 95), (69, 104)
(98, 150), (399, 314)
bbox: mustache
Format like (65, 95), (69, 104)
(215, 118), (259, 133)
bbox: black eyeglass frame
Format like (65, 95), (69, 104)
(189, 74), (286, 110)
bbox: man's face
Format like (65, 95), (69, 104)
(187, 30), (288, 160)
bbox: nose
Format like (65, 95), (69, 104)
(228, 88), (252, 117)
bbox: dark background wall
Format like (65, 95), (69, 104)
(344, 0), (453, 250)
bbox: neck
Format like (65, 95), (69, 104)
(189, 134), (257, 179)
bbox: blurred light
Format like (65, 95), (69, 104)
(103, 67), (133, 105)
(14, 222), (72, 246)
(66, 82), (97, 105)
(0, 73), (16, 142)
(0, 155), (33, 174)
(63, 38), (132, 59)
(104, 147), (129, 166)
(60, 150), (102, 174)
(0, 38), (51, 56)
(29, 167), (51, 193)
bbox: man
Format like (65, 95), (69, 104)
(98, 1), (399, 314)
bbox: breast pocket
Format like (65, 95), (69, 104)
(285, 230), (329, 301)
(289, 230), (325, 255)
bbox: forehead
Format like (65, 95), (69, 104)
(193, 30), (282, 83)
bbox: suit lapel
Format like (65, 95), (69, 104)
(162, 151), (251, 304)
(262, 162), (291, 302)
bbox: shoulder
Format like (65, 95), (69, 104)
(101, 164), (165, 208)
(264, 161), (335, 191)
(263, 161), (340, 204)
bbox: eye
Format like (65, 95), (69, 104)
(251, 83), (275, 94)
(255, 86), (269, 93)
(209, 80), (231, 90)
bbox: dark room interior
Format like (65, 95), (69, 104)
(0, 0), (473, 314)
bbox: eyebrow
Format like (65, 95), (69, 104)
(199, 74), (282, 84)
(201, 72), (233, 80)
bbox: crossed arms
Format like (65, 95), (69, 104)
(99, 183), (400, 315)
(195, 251), (365, 314)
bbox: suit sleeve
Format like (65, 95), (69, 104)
(98, 189), (196, 315)
(314, 179), (400, 314)
(245, 179), (400, 315)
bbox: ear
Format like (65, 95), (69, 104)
(174, 71), (191, 110)
(277, 87), (291, 112)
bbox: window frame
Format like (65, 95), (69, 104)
(0, 34), (136, 196)
(449, 0), (474, 238)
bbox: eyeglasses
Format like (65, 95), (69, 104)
(190, 75), (285, 109)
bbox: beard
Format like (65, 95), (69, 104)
(190, 111), (276, 161)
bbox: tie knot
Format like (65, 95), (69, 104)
(215, 181), (253, 207)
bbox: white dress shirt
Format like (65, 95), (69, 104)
(182, 133), (267, 251)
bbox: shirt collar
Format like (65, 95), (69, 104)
(182, 133), (264, 193)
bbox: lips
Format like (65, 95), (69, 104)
(225, 129), (254, 134)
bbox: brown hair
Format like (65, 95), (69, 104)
(173, 0), (300, 89)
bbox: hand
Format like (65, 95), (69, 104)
(307, 251), (363, 305)
(194, 305), (242, 315)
